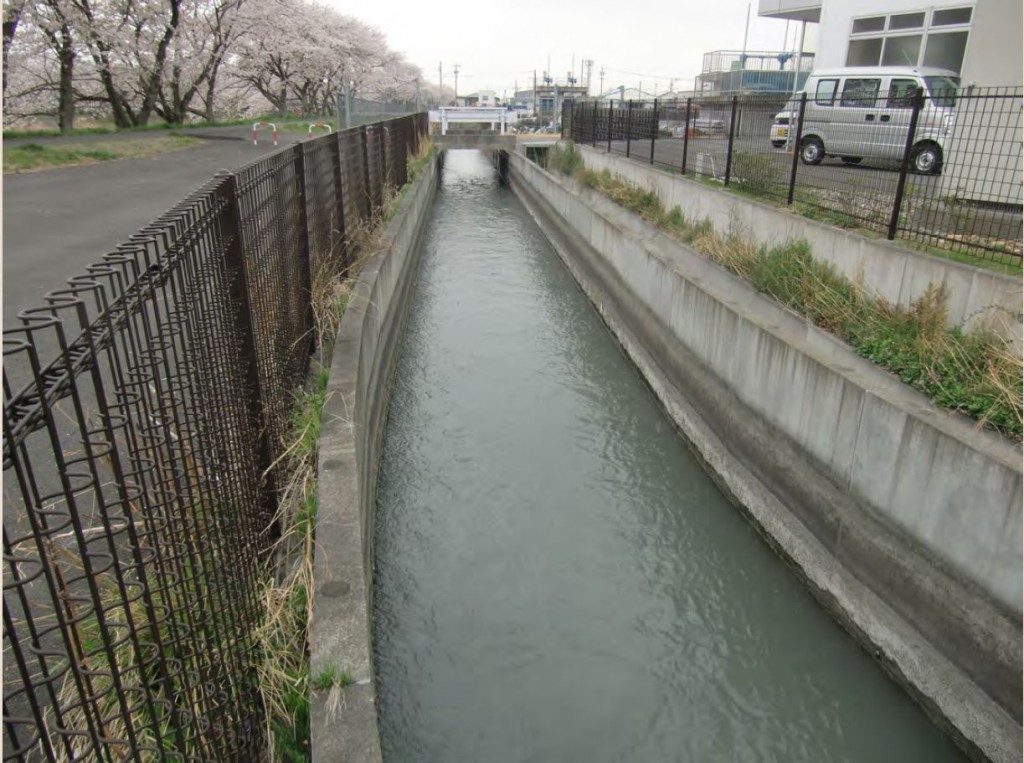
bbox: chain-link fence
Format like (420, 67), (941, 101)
(566, 88), (1022, 266)
(3, 112), (428, 761)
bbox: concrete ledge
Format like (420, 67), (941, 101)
(435, 134), (517, 152)
(311, 154), (439, 762)
(578, 146), (1023, 352)
(508, 150), (1022, 763)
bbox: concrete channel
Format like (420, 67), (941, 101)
(312, 145), (1021, 762)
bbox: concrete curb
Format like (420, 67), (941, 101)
(508, 149), (1021, 763)
(310, 153), (439, 762)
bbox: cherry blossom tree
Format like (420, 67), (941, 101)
(3, 0), (425, 129)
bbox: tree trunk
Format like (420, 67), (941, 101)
(2, 0), (26, 108)
(204, 59), (221, 122)
(57, 23), (75, 131)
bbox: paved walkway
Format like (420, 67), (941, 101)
(3, 130), (301, 327)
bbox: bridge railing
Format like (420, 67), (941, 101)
(565, 90), (1023, 267)
(2, 113), (429, 761)
(430, 106), (514, 135)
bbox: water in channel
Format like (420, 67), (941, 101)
(372, 150), (963, 762)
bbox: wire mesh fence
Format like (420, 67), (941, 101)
(3, 112), (429, 761)
(566, 87), (1022, 266)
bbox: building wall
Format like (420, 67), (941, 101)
(940, 0), (1022, 203)
(959, 0), (1021, 87)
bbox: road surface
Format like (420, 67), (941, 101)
(3, 128), (302, 328)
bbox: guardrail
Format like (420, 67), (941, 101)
(252, 120), (278, 146)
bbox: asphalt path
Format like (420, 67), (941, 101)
(3, 128), (302, 329)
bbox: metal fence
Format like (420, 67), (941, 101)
(3, 112), (428, 761)
(565, 88), (1022, 266)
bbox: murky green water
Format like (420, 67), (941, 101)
(372, 150), (963, 762)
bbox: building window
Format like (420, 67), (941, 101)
(852, 16), (885, 33)
(888, 12), (925, 30)
(932, 7), (972, 26)
(846, 6), (971, 72)
(881, 35), (922, 66)
(923, 31), (969, 70)
(847, 38), (883, 66)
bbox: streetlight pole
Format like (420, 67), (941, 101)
(453, 63), (460, 103)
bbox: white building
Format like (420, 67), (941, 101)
(758, 0), (1021, 84)
(759, 0), (1022, 204)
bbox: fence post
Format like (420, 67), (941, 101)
(681, 98), (692, 175)
(329, 134), (348, 265)
(592, 101), (598, 147)
(787, 92), (807, 205)
(291, 144), (314, 352)
(218, 172), (279, 532)
(888, 88), (924, 240)
(607, 100), (613, 152)
(360, 124), (372, 218)
(650, 98), (658, 164)
(724, 95), (738, 186)
(626, 100), (634, 158)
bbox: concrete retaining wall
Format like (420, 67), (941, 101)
(311, 154), (439, 762)
(508, 149), (1022, 763)
(578, 147), (1023, 352)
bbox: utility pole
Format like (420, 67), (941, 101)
(414, 78), (421, 111)
(453, 63), (460, 102)
(600, 68), (605, 95)
(438, 61), (443, 99)
(533, 69), (537, 117)
(742, 0), (752, 61)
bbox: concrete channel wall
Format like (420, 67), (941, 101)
(578, 147), (1023, 353)
(507, 149), (1022, 763)
(311, 154), (439, 762)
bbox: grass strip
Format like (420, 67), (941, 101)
(4, 135), (200, 172)
(549, 143), (1022, 439)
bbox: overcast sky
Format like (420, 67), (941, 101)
(332, 0), (820, 96)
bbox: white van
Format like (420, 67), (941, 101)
(770, 67), (960, 174)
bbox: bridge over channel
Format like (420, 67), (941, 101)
(429, 106), (517, 150)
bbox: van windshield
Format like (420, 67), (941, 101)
(925, 76), (960, 107)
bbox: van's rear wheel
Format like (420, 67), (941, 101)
(841, 156), (862, 165)
(800, 137), (824, 166)
(911, 143), (942, 174)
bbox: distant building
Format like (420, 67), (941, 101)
(515, 78), (589, 124)
(694, 50), (815, 95)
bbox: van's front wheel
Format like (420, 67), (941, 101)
(911, 143), (942, 174)
(800, 137), (825, 166)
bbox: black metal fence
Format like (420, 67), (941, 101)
(565, 88), (1022, 266)
(3, 113), (428, 761)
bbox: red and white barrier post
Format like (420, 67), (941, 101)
(252, 121), (278, 146)
(307, 122), (333, 138)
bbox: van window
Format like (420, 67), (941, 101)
(887, 78), (919, 108)
(840, 78), (881, 107)
(925, 75), (960, 107)
(814, 79), (838, 106)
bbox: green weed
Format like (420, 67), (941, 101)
(565, 168), (1023, 438)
